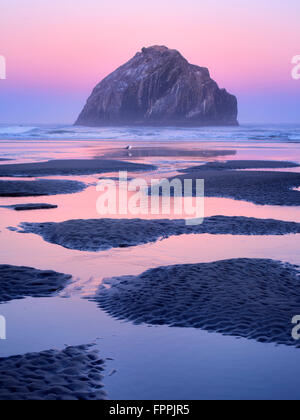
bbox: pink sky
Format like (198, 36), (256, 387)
(1, 0), (299, 123)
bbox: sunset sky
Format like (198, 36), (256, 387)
(0, 0), (299, 124)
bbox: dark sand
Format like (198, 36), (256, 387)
(0, 345), (106, 400)
(2, 203), (58, 211)
(0, 179), (86, 197)
(0, 159), (156, 177)
(0, 265), (71, 303)
(15, 216), (300, 252)
(184, 160), (300, 171)
(94, 258), (300, 347)
(161, 160), (300, 206)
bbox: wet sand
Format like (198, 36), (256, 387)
(94, 258), (300, 347)
(185, 160), (300, 171)
(0, 344), (106, 400)
(2, 203), (58, 211)
(0, 140), (299, 400)
(0, 179), (87, 197)
(14, 216), (300, 252)
(0, 265), (71, 303)
(165, 167), (300, 205)
(0, 159), (156, 177)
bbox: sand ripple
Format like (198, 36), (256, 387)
(15, 216), (300, 252)
(0, 345), (106, 400)
(163, 160), (300, 205)
(0, 265), (71, 303)
(0, 179), (86, 197)
(94, 258), (300, 347)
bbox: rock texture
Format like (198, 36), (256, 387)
(76, 46), (238, 127)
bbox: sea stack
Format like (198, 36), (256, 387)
(76, 46), (238, 127)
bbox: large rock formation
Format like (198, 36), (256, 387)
(76, 46), (238, 127)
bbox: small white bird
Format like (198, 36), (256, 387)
(125, 145), (132, 150)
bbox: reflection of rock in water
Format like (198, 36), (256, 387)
(0, 345), (106, 400)
(0, 265), (71, 303)
(94, 258), (300, 347)
(102, 147), (237, 159)
(15, 216), (300, 252)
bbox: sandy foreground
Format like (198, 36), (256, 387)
(0, 345), (106, 400)
(0, 152), (300, 400)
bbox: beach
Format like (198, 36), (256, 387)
(0, 124), (300, 400)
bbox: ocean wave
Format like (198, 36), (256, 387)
(0, 125), (39, 135)
(0, 124), (299, 143)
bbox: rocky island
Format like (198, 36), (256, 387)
(76, 46), (238, 126)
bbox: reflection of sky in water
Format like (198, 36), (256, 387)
(1, 137), (300, 166)
(0, 138), (299, 399)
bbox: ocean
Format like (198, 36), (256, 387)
(0, 123), (300, 143)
